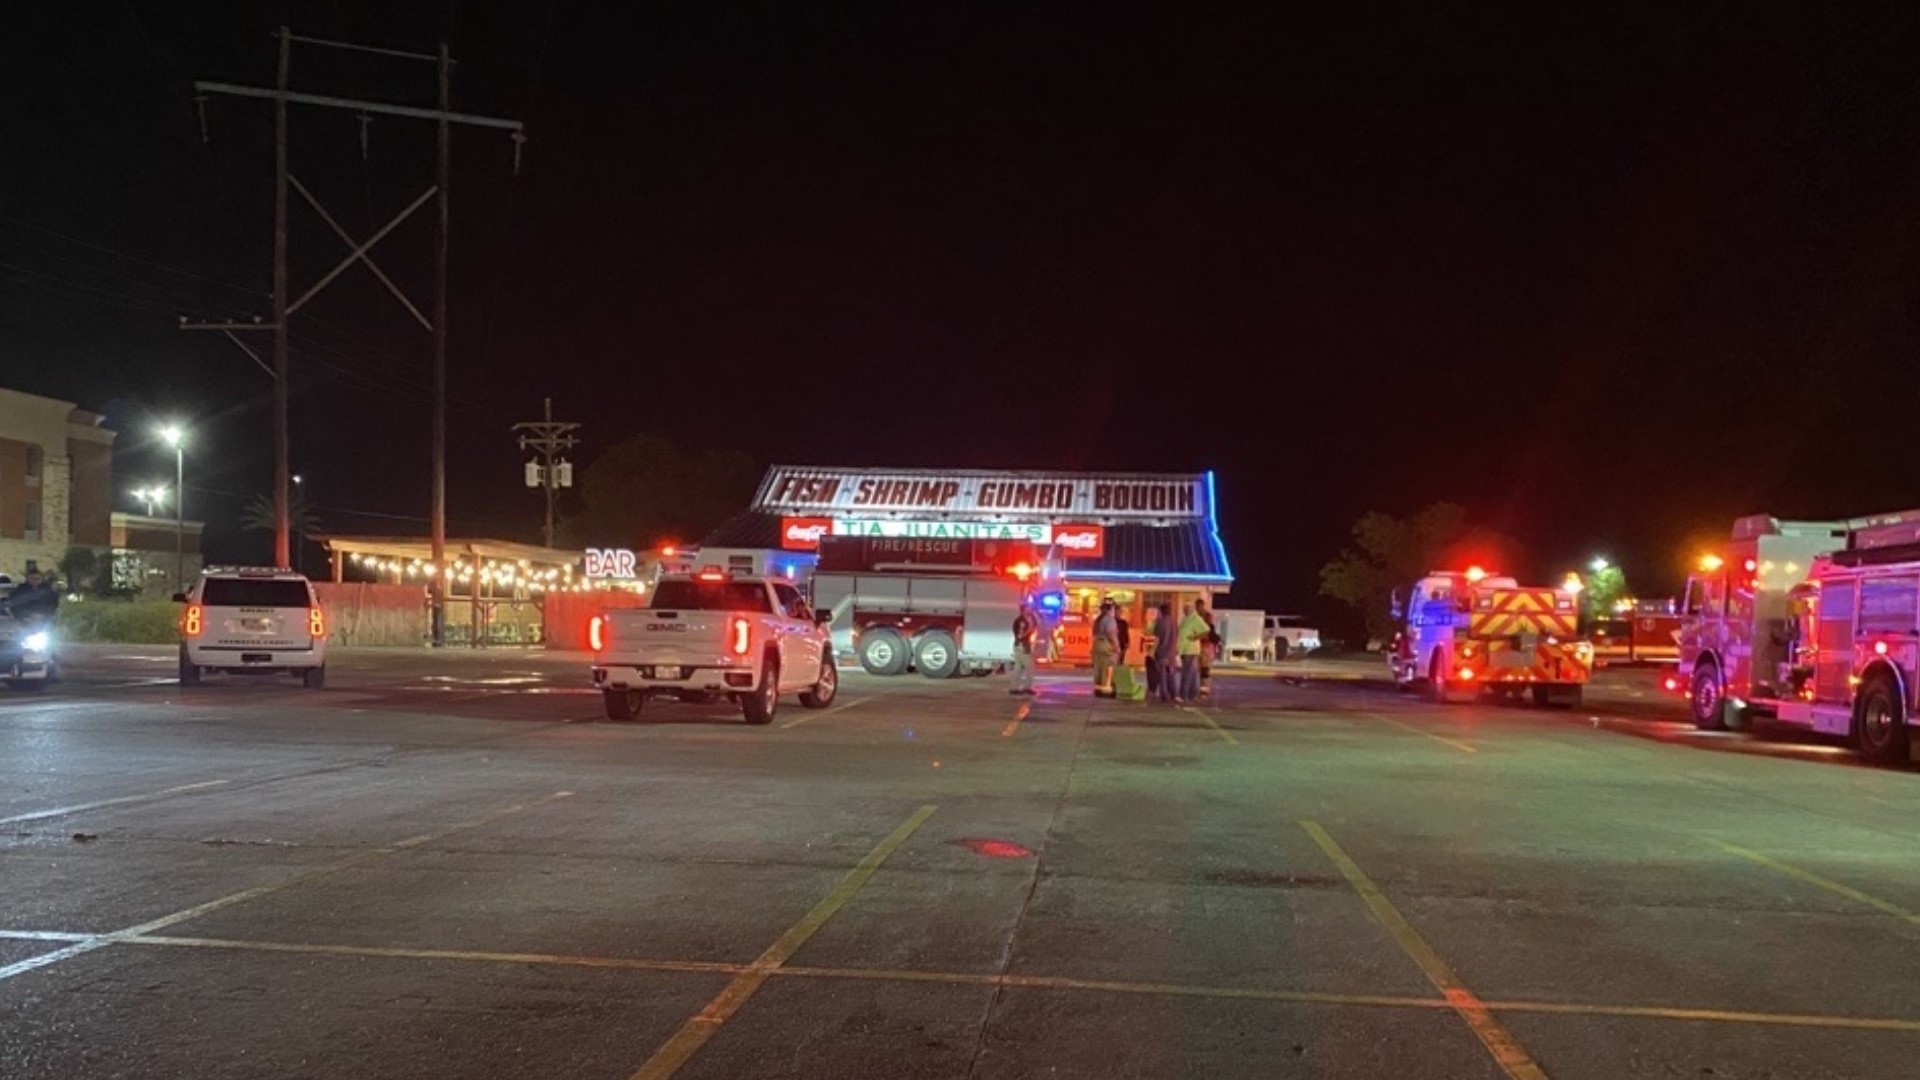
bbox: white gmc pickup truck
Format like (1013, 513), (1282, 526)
(589, 572), (838, 724)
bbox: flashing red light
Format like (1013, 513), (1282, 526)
(1465, 566), (1488, 583)
(308, 607), (326, 638)
(697, 566), (726, 582)
(1874, 640), (1889, 656)
(661, 545), (677, 557)
(181, 604), (203, 638)
(1456, 667), (1476, 681)
(730, 617), (751, 656)
(1009, 562), (1035, 582)
(1744, 558), (1758, 573)
(589, 615), (608, 652)
(1663, 675), (1680, 692)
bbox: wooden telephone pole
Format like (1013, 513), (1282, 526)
(513, 398), (580, 549)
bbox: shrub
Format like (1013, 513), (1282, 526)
(54, 599), (181, 644)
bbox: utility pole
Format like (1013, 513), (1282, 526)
(432, 42), (451, 642)
(184, 28), (524, 642)
(271, 27), (291, 569)
(513, 398), (580, 549)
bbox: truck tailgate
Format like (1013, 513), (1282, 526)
(600, 609), (737, 665)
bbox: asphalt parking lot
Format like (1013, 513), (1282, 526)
(2, 647), (1917, 1079)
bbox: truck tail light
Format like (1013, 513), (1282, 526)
(731, 617), (751, 656)
(181, 604), (203, 638)
(309, 607), (326, 638)
(589, 615), (608, 652)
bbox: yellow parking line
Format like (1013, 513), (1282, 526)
(777, 963), (1449, 1010)
(18, 924), (1920, 1035)
(778, 695), (876, 729)
(1371, 714), (1477, 754)
(627, 804), (938, 1080)
(1715, 842), (1920, 923)
(1484, 997), (1920, 1033)
(1001, 702), (1031, 738)
(1303, 820), (1548, 1080)
(1181, 706), (1239, 745)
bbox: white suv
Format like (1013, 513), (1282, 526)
(177, 568), (329, 687)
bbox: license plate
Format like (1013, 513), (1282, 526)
(655, 666), (682, 680)
(242, 618), (273, 631)
(241, 653), (272, 664)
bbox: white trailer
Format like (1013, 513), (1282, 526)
(1212, 609), (1266, 661)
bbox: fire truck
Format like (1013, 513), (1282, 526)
(1388, 569), (1592, 706)
(810, 535), (1035, 678)
(1679, 511), (1920, 763)
(1589, 600), (1683, 667)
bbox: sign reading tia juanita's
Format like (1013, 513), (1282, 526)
(755, 468), (1209, 522)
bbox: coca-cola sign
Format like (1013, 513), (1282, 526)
(780, 517), (833, 550)
(1053, 524), (1106, 558)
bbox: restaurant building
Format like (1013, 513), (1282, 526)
(700, 466), (1234, 661)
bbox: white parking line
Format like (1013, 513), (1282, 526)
(779, 695), (878, 729)
(0, 780), (231, 826)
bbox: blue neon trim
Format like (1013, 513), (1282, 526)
(1205, 470), (1234, 581)
(1064, 570), (1235, 584)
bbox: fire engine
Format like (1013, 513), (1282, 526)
(810, 535), (1035, 678)
(1679, 511), (1920, 763)
(1388, 569), (1592, 706)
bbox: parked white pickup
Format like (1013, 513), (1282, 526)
(589, 573), (838, 725)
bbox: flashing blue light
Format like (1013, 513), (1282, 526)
(1037, 590), (1065, 611)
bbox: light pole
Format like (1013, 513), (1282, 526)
(291, 474), (305, 575)
(159, 426), (186, 591)
(132, 485), (169, 519)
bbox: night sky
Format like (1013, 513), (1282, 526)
(5, 3), (1917, 632)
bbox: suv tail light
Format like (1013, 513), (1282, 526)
(589, 615), (608, 652)
(731, 617), (751, 656)
(181, 604), (203, 638)
(309, 607), (327, 638)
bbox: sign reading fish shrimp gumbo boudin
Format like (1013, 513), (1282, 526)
(753, 468), (1210, 521)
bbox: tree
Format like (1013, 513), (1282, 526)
(1582, 565), (1630, 624)
(58, 546), (102, 594)
(1319, 503), (1520, 645)
(242, 491), (322, 570)
(557, 434), (760, 551)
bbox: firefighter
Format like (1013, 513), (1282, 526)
(1091, 599), (1119, 698)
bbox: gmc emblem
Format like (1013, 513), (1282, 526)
(646, 623), (688, 632)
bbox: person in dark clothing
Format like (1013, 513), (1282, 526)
(5, 569), (59, 623)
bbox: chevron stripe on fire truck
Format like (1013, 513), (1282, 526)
(1470, 589), (1578, 638)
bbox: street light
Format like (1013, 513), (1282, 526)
(158, 425), (187, 592)
(131, 485), (169, 518)
(1589, 556), (1610, 573)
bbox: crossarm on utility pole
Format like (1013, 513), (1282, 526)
(193, 81), (522, 131)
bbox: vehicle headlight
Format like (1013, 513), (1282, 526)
(22, 631), (49, 652)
